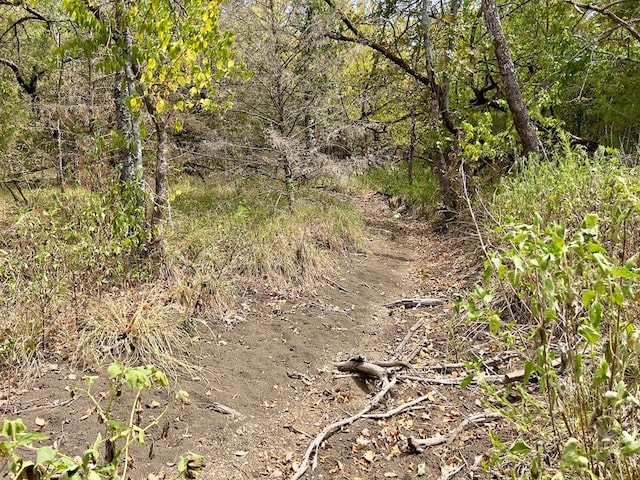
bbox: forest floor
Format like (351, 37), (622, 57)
(1, 191), (519, 480)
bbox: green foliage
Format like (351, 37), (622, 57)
(463, 149), (640, 478)
(460, 111), (516, 165)
(357, 160), (440, 212)
(16, 181), (150, 287)
(0, 364), (196, 480)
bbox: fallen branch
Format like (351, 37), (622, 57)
(334, 358), (389, 384)
(418, 351), (521, 372)
(291, 377), (397, 480)
(385, 297), (448, 308)
(408, 412), (503, 452)
(402, 357), (563, 385)
(396, 318), (425, 354)
(398, 374), (503, 385)
(363, 392), (432, 419)
(334, 356), (409, 384)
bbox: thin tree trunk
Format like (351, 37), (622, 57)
(151, 117), (169, 247)
(408, 110), (416, 186)
(420, 0), (456, 135)
(422, 0), (459, 218)
(482, 0), (538, 155)
(114, 0), (143, 183)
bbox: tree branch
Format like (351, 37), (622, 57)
(567, 0), (640, 43)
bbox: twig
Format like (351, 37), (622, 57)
(385, 297), (448, 308)
(398, 374), (504, 385)
(418, 351), (522, 373)
(408, 412), (503, 452)
(12, 398), (75, 414)
(396, 318), (425, 354)
(401, 356), (561, 385)
(291, 377), (397, 480)
(362, 392), (432, 419)
(323, 276), (353, 295)
(206, 402), (242, 417)
(284, 424), (314, 439)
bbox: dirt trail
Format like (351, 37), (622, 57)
(2, 193), (498, 480)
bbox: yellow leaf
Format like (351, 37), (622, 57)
(363, 450), (375, 462)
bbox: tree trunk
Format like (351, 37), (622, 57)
(422, 0), (459, 218)
(482, 0), (539, 155)
(114, 72), (142, 182)
(114, 0), (143, 183)
(420, 0), (456, 135)
(151, 117), (169, 247)
(408, 110), (416, 186)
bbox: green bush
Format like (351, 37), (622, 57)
(358, 160), (440, 211)
(461, 147), (640, 479)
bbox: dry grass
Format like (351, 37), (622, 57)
(0, 176), (364, 380)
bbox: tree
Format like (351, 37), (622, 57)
(226, 0), (338, 206)
(63, 0), (237, 246)
(481, 0), (538, 155)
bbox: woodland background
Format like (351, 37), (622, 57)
(2, 0), (640, 479)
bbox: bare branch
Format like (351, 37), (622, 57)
(567, 0), (640, 43)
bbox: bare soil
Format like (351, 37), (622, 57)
(1, 192), (513, 480)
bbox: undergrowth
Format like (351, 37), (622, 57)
(357, 160), (440, 213)
(0, 176), (363, 378)
(461, 144), (640, 479)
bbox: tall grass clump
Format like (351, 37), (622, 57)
(461, 144), (640, 479)
(169, 177), (363, 289)
(0, 175), (364, 378)
(357, 160), (440, 212)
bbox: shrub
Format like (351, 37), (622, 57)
(461, 147), (640, 479)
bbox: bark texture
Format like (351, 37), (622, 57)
(482, 0), (539, 155)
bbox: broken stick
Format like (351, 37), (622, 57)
(384, 297), (448, 308)
(291, 377), (397, 480)
(408, 411), (503, 452)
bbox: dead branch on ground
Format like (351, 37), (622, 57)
(334, 356), (411, 386)
(408, 412), (503, 453)
(385, 297), (448, 309)
(291, 377), (397, 480)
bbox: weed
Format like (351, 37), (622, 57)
(461, 147), (640, 479)
(0, 363), (201, 480)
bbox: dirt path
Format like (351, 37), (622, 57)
(2, 193), (501, 480)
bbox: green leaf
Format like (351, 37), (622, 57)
(1, 419), (26, 439)
(510, 440), (532, 455)
(107, 362), (123, 379)
(36, 446), (57, 465)
(523, 360), (535, 384)
(621, 431), (640, 455)
(581, 290), (596, 309)
(460, 373), (475, 388)
(583, 213), (598, 230)
(612, 266), (640, 279)
(561, 438), (588, 468)
(578, 324), (600, 344)
(16, 432), (49, 446)
(87, 471), (102, 480)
